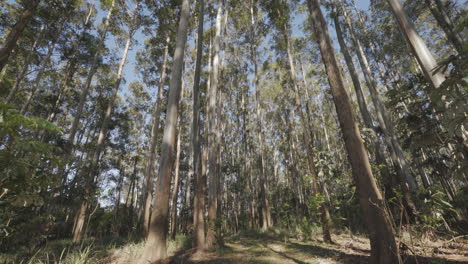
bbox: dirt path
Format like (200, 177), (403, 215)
(170, 233), (468, 264)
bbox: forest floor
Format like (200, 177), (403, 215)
(6, 230), (468, 263)
(163, 231), (468, 264)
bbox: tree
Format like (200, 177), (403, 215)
(138, 0), (191, 261)
(0, 0), (41, 73)
(192, 0), (206, 251)
(306, 0), (400, 263)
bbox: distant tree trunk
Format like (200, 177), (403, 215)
(250, 0), (272, 231)
(68, 0), (115, 144)
(424, 0), (463, 53)
(386, 0), (445, 89)
(282, 22), (332, 243)
(47, 5), (94, 122)
(5, 24), (45, 103)
(137, 0), (191, 261)
(0, 0), (40, 73)
(306, 0), (400, 263)
(142, 34), (171, 235)
(71, 5), (136, 241)
(206, 0), (223, 250)
(192, 0), (206, 251)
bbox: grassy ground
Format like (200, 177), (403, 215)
(3, 230), (468, 263)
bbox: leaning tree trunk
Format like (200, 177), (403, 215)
(68, 0), (115, 144)
(206, 0), (223, 250)
(71, 5), (137, 241)
(386, 0), (445, 89)
(0, 0), (40, 73)
(137, 0), (191, 262)
(142, 35), (171, 235)
(424, 0), (463, 53)
(306, 0), (400, 263)
(21, 21), (65, 114)
(192, 0), (206, 251)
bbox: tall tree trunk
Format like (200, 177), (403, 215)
(306, 1), (400, 263)
(386, 0), (445, 89)
(71, 6), (136, 241)
(250, 0), (272, 231)
(47, 5), (94, 122)
(142, 35), (171, 235)
(206, 0), (223, 250)
(192, 0), (206, 251)
(138, 0), (191, 261)
(68, 0), (115, 144)
(282, 21), (332, 243)
(424, 0), (463, 53)
(0, 0), (40, 72)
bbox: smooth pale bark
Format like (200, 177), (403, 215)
(342, 8), (418, 193)
(282, 22), (332, 242)
(170, 87), (184, 240)
(5, 25), (45, 103)
(206, 0), (223, 250)
(386, 0), (445, 89)
(138, 0), (191, 261)
(142, 35), (170, 235)
(192, 0), (206, 251)
(306, 1), (400, 263)
(71, 5), (137, 241)
(68, 0), (115, 144)
(250, 0), (272, 231)
(0, 0), (40, 72)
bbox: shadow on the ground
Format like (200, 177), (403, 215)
(166, 234), (468, 264)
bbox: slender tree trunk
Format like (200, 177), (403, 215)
(206, 0), (223, 250)
(68, 0), (115, 144)
(138, 0), (191, 261)
(306, 1), (400, 263)
(192, 0), (206, 251)
(47, 5), (94, 122)
(5, 24), (45, 103)
(21, 22), (64, 114)
(0, 0), (40, 72)
(424, 0), (463, 53)
(386, 0), (445, 89)
(71, 6), (136, 241)
(143, 35), (171, 235)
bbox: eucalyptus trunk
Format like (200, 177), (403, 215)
(71, 5), (137, 241)
(142, 35), (170, 235)
(206, 0), (223, 250)
(138, 0), (191, 261)
(192, 0), (206, 251)
(306, 0), (400, 263)
(68, 0), (115, 144)
(386, 0), (445, 89)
